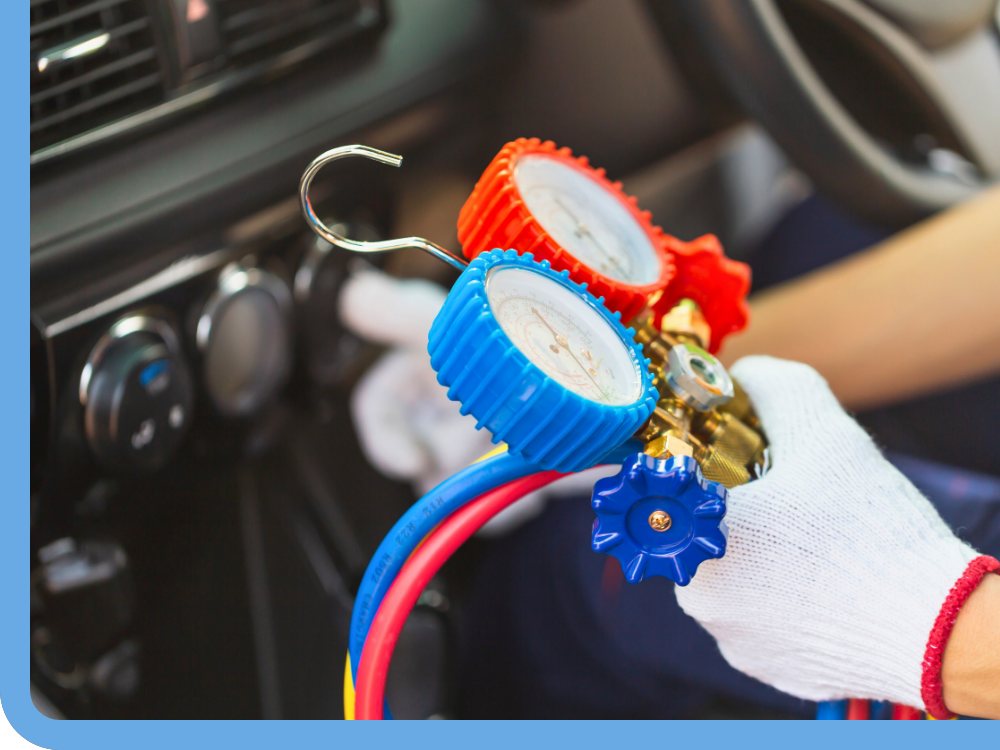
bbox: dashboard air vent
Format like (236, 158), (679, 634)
(218, 0), (373, 67)
(31, 0), (165, 154)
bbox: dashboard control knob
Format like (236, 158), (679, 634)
(89, 639), (141, 700)
(34, 538), (133, 664)
(591, 452), (729, 585)
(80, 316), (193, 471)
(197, 265), (292, 416)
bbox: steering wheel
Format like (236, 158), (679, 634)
(654, 0), (1000, 228)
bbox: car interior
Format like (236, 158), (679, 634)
(30, 0), (1000, 720)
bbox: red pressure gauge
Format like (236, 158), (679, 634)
(458, 138), (750, 352)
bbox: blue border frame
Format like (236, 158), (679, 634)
(5, 2), (994, 746)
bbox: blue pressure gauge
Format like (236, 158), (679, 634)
(428, 249), (658, 472)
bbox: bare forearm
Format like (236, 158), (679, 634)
(720, 184), (1000, 410)
(941, 572), (1000, 719)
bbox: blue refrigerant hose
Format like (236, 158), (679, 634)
(816, 700), (848, 719)
(348, 438), (644, 692)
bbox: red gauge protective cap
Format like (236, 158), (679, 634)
(458, 138), (675, 324)
(458, 138), (751, 352)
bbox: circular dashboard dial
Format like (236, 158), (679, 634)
(513, 155), (662, 286)
(80, 316), (194, 472)
(486, 265), (643, 406)
(197, 266), (292, 417)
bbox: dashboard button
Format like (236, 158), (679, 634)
(80, 316), (193, 472)
(197, 265), (292, 416)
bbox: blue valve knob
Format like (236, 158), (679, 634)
(592, 453), (729, 585)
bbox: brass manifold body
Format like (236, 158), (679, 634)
(630, 304), (767, 489)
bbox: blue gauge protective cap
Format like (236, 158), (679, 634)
(592, 452), (729, 585)
(428, 249), (658, 473)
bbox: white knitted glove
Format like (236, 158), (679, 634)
(339, 267), (613, 534)
(339, 267), (495, 493)
(674, 356), (991, 713)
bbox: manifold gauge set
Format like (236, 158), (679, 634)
(299, 139), (765, 719)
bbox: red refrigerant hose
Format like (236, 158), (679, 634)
(354, 470), (565, 719)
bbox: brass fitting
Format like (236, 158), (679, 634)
(644, 434), (694, 460)
(693, 410), (765, 468)
(695, 444), (752, 488)
(632, 299), (765, 490)
(659, 298), (711, 349)
(631, 310), (672, 366)
(637, 401), (690, 443)
(719, 379), (761, 431)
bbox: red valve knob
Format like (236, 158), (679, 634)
(653, 234), (751, 353)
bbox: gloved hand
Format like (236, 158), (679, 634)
(674, 356), (998, 718)
(340, 265), (615, 534)
(339, 266), (495, 494)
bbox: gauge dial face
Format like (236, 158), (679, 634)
(486, 266), (643, 406)
(513, 155), (662, 286)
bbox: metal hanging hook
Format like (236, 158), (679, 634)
(299, 145), (469, 272)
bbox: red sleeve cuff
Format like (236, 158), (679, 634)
(920, 555), (1000, 720)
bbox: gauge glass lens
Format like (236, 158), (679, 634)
(513, 155), (661, 286)
(486, 266), (643, 405)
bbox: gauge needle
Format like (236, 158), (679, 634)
(552, 196), (626, 275)
(531, 306), (611, 402)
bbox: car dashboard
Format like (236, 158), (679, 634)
(30, 0), (514, 719)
